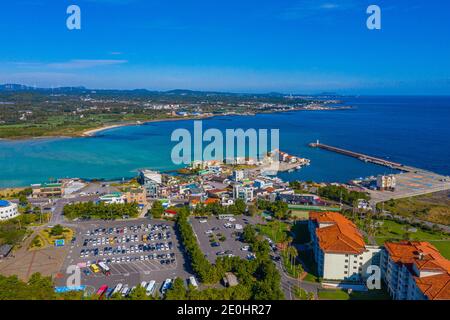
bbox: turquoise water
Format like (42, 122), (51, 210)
(0, 96), (449, 187)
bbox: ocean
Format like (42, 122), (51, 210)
(0, 96), (449, 188)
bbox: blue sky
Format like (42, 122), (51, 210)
(0, 0), (449, 94)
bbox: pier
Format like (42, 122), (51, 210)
(309, 140), (450, 207)
(309, 141), (415, 172)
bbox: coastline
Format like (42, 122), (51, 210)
(80, 115), (215, 137)
(0, 106), (352, 141)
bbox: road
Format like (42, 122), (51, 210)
(50, 195), (99, 225)
(272, 250), (321, 300)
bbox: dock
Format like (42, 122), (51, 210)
(309, 141), (417, 172)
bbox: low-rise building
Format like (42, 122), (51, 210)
(381, 241), (450, 300)
(123, 187), (147, 206)
(99, 192), (126, 204)
(31, 182), (64, 198)
(0, 200), (19, 221)
(377, 174), (396, 191)
(308, 211), (381, 282)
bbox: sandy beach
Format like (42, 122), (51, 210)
(81, 115), (214, 137)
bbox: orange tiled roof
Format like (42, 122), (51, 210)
(309, 211), (366, 254)
(204, 198), (220, 205)
(384, 241), (450, 300)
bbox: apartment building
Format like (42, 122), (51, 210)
(381, 241), (450, 300)
(308, 211), (381, 282)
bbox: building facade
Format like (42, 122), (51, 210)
(381, 241), (450, 300)
(376, 175), (396, 191)
(138, 170), (162, 197)
(0, 200), (19, 221)
(31, 182), (64, 198)
(99, 192), (126, 204)
(308, 211), (381, 282)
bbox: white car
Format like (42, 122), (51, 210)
(228, 217), (236, 222)
(199, 219), (207, 223)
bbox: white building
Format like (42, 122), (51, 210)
(0, 200), (19, 221)
(381, 241), (450, 300)
(232, 170), (245, 182)
(308, 211), (381, 282)
(233, 184), (254, 203)
(376, 175), (396, 191)
(99, 193), (126, 204)
(138, 170), (162, 197)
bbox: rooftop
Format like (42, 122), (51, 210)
(385, 241), (450, 300)
(0, 200), (11, 207)
(309, 211), (366, 254)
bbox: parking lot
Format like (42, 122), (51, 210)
(190, 215), (256, 263)
(56, 219), (194, 297)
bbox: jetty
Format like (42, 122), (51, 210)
(309, 140), (418, 172)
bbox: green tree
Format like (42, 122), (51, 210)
(50, 224), (64, 236)
(165, 278), (187, 300)
(151, 200), (164, 219)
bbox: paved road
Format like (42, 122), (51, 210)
(50, 195), (99, 225)
(272, 250), (321, 300)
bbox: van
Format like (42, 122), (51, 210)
(189, 276), (199, 289)
(146, 280), (156, 296)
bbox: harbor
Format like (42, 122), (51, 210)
(309, 140), (450, 205)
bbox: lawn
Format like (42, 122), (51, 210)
(38, 226), (74, 248)
(256, 221), (290, 243)
(374, 219), (449, 247)
(428, 241), (450, 259)
(318, 289), (391, 300)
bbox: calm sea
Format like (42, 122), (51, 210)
(0, 96), (449, 187)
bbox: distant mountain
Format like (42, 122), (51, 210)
(0, 83), (333, 98)
(0, 84), (87, 93)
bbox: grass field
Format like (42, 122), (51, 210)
(374, 219), (450, 258)
(379, 190), (450, 226)
(318, 288), (391, 300)
(256, 221), (290, 243)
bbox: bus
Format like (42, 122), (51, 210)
(96, 285), (108, 299)
(146, 280), (156, 296)
(98, 261), (111, 276)
(90, 264), (100, 273)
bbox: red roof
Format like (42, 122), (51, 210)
(164, 210), (177, 215)
(384, 241), (450, 300)
(309, 211), (366, 254)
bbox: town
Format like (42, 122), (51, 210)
(1, 150), (449, 301)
